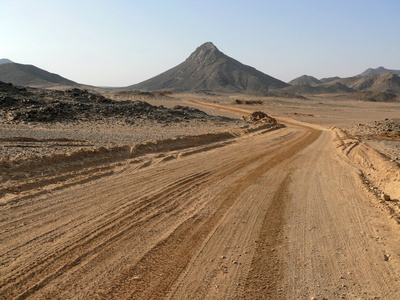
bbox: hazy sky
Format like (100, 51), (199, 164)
(1, 0), (399, 86)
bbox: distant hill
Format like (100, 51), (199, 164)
(321, 81), (356, 93)
(283, 82), (354, 94)
(283, 70), (400, 98)
(126, 42), (288, 93)
(0, 62), (78, 87)
(358, 66), (400, 77)
(288, 75), (322, 86)
(0, 58), (13, 65)
(281, 85), (319, 94)
(320, 76), (340, 83)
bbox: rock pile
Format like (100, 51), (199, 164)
(0, 82), (237, 124)
(243, 111), (277, 125)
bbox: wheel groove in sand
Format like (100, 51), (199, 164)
(98, 128), (320, 299)
(241, 172), (292, 299)
(1, 126), (320, 299)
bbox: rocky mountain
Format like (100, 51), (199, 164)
(0, 62), (78, 88)
(0, 58), (13, 65)
(358, 66), (400, 77)
(285, 72), (400, 98)
(127, 42), (288, 93)
(288, 75), (322, 86)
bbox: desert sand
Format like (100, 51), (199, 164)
(1, 92), (400, 299)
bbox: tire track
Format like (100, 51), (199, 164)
(2, 171), (213, 299)
(2, 128), (287, 299)
(1, 125), (319, 299)
(98, 128), (320, 299)
(241, 172), (292, 299)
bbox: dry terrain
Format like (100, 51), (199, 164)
(1, 92), (400, 299)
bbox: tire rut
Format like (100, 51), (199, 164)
(97, 128), (321, 299)
(2, 171), (212, 299)
(1, 126), (320, 299)
(241, 172), (292, 299)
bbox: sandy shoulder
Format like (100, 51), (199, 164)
(0, 117), (247, 161)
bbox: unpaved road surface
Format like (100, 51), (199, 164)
(2, 113), (400, 299)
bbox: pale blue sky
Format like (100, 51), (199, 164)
(1, 0), (399, 86)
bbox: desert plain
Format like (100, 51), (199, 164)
(0, 86), (400, 300)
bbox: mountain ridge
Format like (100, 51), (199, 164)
(334, 72), (400, 94)
(358, 66), (400, 77)
(0, 62), (78, 87)
(286, 72), (400, 96)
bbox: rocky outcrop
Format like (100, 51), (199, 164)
(243, 111), (277, 125)
(0, 82), (236, 124)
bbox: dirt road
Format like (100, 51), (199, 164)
(2, 114), (400, 299)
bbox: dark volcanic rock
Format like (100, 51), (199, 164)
(0, 81), (238, 124)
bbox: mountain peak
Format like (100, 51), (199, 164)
(197, 42), (218, 51)
(0, 58), (13, 65)
(128, 42), (288, 92)
(188, 42), (222, 64)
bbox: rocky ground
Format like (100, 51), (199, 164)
(0, 82), (248, 161)
(343, 118), (400, 163)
